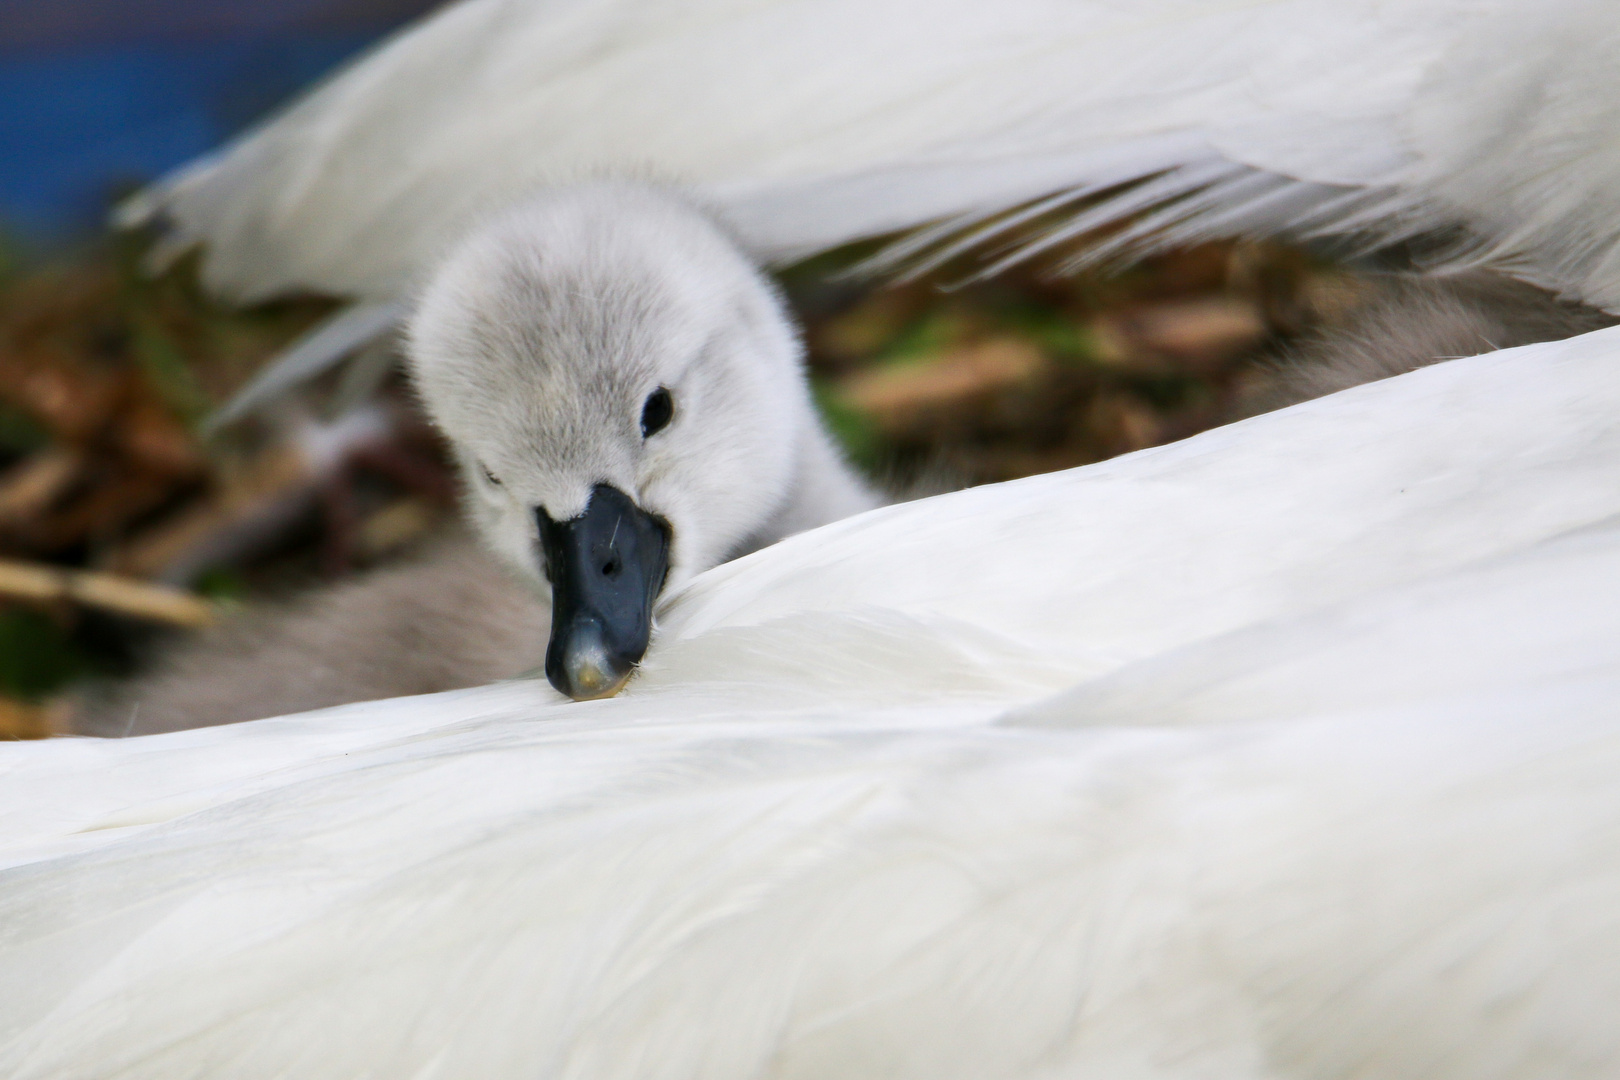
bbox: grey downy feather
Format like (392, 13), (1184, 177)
(1239, 271), (1616, 417)
(69, 533), (546, 737)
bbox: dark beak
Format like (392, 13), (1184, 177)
(537, 484), (670, 700)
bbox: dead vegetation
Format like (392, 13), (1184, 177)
(0, 232), (1364, 737)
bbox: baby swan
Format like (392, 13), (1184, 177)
(72, 182), (878, 733)
(81, 188), (1606, 732)
(409, 182), (876, 698)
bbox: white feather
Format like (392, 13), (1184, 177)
(199, 300), (406, 433)
(4, 329), (1620, 1076)
(127, 0), (1620, 313)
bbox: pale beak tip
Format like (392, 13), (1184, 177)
(562, 641), (633, 700)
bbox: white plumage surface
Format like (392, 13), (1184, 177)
(4, 329), (1620, 1077)
(130, 0), (1620, 311)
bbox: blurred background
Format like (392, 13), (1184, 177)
(0, 0), (1365, 737)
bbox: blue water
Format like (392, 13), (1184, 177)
(0, 34), (377, 240)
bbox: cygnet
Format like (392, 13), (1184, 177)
(73, 182), (877, 733)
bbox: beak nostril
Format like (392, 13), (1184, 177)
(602, 558), (619, 577)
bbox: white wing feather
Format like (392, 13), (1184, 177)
(126, 0), (1620, 310)
(3, 331), (1620, 1076)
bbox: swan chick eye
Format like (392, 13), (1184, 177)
(481, 463), (502, 487)
(640, 387), (674, 438)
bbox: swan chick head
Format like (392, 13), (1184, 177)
(407, 182), (812, 699)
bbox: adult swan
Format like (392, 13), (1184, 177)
(6, 324), (1620, 1077)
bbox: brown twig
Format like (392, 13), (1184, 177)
(0, 559), (214, 627)
(0, 449), (85, 521)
